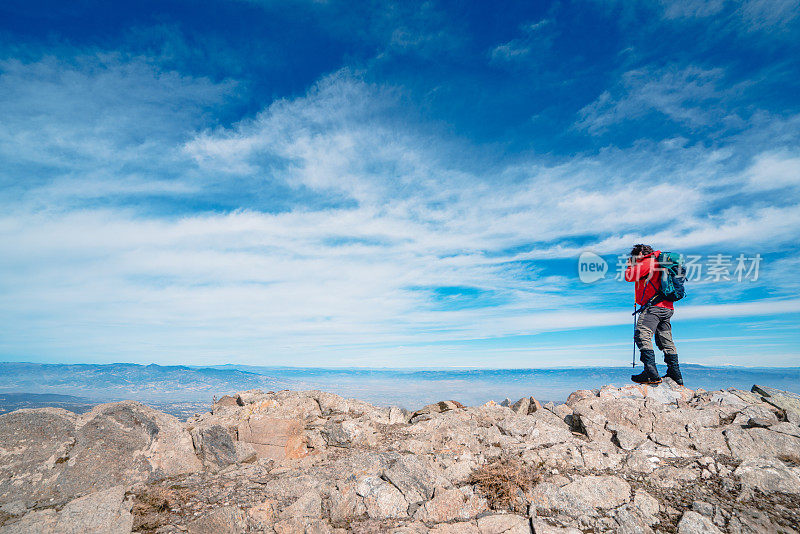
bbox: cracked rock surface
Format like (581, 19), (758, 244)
(1, 381), (799, 533)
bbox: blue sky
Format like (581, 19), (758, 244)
(1, 0), (799, 367)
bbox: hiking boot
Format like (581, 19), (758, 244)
(632, 365), (662, 384)
(632, 350), (662, 385)
(663, 353), (683, 385)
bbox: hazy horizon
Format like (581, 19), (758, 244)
(3, 361), (799, 410)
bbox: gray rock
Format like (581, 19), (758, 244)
(191, 425), (238, 468)
(609, 424), (647, 450)
(476, 514), (530, 534)
(54, 485), (133, 534)
(726, 508), (795, 534)
(187, 505), (247, 534)
(355, 476), (408, 519)
(677, 510), (722, 533)
(0, 501), (26, 517)
(413, 487), (487, 523)
(1, 402), (200, 507)
(0, 509), (58, 534)
(0, 408), (77, 506)
(561, 475), (630, 510)
(409, 400), (465, 424)
(734, 458), (800, 494)
(725, 427), (800, 460)
(429, 522), (481, 534)
(613, 506), (655, 534)
(383, 454), (446, 504)
(497, 417), (573, 448)
(752, 384), (800, 423)
(278, 491), (322, 520)
(692, 500), (714, 517)
(510, 396), (541, 415)
(769, 421), (800, 438)
(530, 519), (583, 534)
(528, 481), (594, 519)
(632, 489), (660, 525)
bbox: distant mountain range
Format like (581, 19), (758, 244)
(2, 362), (799, 411)
(0, 392), (96, 416)
(0, 362), (296, 403)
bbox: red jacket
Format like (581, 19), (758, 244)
(624, 251), (674, 310)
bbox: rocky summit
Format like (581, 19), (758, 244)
(1, 381), (799, 533)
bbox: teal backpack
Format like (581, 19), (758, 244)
(656, 251), (686, 302)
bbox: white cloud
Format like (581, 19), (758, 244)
(660, 0), (725, 19)
(488, 19), (553, 64)
(737, 0), (800, 32)
(2, 61), (800, 366)
(744, 152), (800, 190)
(576, 65), (742, 134)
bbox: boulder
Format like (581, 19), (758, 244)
(530, 518), (583, 533)
(409, 400), (465, 424)
(0, 408), (77, 506)
(212, 395), (243, 413)
(278, 491), (322, 521)
(191, 425), (238, 468)
(0, 402), (200, 506)
(510, 396), (541, 415)
(560, 475), (630, 510)
(187, 506), (247, 534)
(677, 510), (722, 534)
(734, 458), (800, 494)
(724, 427), (800, 460)
(383, 454), (448, 504)
(0, 486), (132, 534)
(355, 476), (408, 519)
(53, 485), (133, 534)
(495, 414), (573, 448)
(752, 385), (800, 423)
(246, 499), (279, 530)
(238, 415), (308, 460)
(0, 509), (59, 534)
(476, 514), (530, 534)
(429, 522), (481, 534)
(632, 489), (660, 525)
(413, 487), (487, 523)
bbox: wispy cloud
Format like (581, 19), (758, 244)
(1, 1), (798, 367)
(489, 19), (554, 64)
(576, 65), (743, 134)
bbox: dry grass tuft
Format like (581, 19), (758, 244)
(131, 486), (188, 533)
(468, 457), (541, 513)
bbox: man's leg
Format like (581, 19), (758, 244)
(655, 309), (682, 385)
(632, 307), (662, 384)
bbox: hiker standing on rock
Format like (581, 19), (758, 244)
(624, 244), (683, 385)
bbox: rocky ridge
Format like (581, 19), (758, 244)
(1, 381), (799, 533)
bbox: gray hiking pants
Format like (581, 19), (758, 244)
(635, 306), (677, 356)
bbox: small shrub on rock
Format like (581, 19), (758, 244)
(468, 457), (540, 513)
